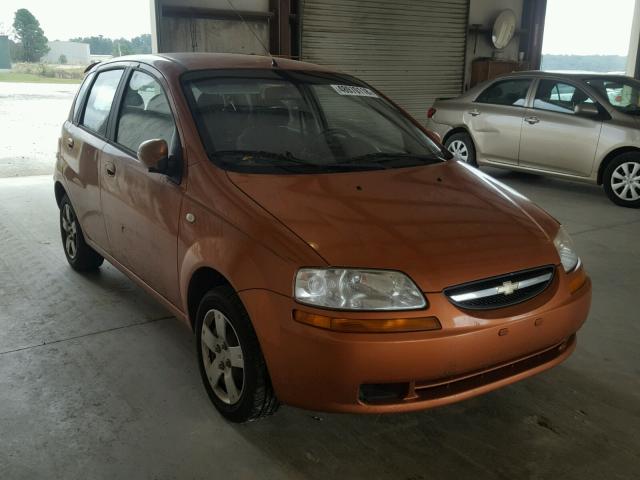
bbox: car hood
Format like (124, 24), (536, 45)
(227, 161), (560, 292)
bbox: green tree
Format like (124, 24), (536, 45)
(112, 39), (132, 57)
(12, 8), (49, 62)
(69, 35), (113, 55)
(58, 54), (67, 64)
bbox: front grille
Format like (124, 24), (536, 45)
(444, 265), (555, 310)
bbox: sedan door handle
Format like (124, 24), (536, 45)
(66, 137), (74, 148)
(525, 116), (540, 124)
(105, 161), (116, 177)
(468, 109), (481, 116)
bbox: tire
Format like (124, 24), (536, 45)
(196, 286), (279, 422)
(603, 153), (640, 208)
(445, 132), (477, 166)
(59, 195), (104, 271)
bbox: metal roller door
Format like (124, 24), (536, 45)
(300, 0), (468, 121)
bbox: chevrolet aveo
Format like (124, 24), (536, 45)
(55, 53), (591, 422)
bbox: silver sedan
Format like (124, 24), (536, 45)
(427, 72), (640, 208)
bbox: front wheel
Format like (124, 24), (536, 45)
(59, 195), (104, 271)
(603, 153), (640, 208)
(196, 286), (278, 422)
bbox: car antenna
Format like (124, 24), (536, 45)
(224, 0), (278, 67)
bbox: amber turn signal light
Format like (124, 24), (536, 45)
(293, 310), (441, 333)
(568, 267), (587, 294)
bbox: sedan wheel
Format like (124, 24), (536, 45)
(448, 139), (469, 162)
(610, 161), (640, 202)
(201, 309), (245, 405)
(603, 154), (640, 208)
(445, 132), (477, 166)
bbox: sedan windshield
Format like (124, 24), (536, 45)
(183, 69), (447, 173)
(585, 77), (640, 115)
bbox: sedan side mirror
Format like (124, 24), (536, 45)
(574, 103), (599, 117)
(138, 138), (169, 173)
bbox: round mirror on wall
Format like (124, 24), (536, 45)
(492, 9), (517, 49)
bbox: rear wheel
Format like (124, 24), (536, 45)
(603, 153), (640, 208)
(445, 132), (477, 166)
(59, 195), (104, 271)
(196, 286), (278, 422)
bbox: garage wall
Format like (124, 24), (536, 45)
(300, 0), (469, 121)
(151, 0), (270, 54)
(465, 0), (524, 89)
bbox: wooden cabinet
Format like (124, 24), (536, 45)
(470, 59), (530, 88)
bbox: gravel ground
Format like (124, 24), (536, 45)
(0, 82), (77, 178)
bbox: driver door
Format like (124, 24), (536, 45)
(518, 79), (603, 176)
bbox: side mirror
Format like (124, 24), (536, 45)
(138, 138), (169, 172)
(574, 103), (599, 117)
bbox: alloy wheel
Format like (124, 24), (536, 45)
(610, 161), (640, 201)
(201, 309), (245, 405)
(448, 139), (469, 162)
(61, 203), (78, 259)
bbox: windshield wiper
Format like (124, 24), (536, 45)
(337, 152), (444, 166)
(213, 150), (317, 167)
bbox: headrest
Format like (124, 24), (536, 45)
(261, 85), (299, 105)
(147, 94), (171, 114)
(124, 89), (144, 107)
(197, 93), (224, 109)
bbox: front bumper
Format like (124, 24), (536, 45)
(240, 267), (591, 413)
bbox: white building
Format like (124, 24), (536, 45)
(42, 41), (90, 65)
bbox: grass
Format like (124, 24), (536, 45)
(0, 71), (82, 84)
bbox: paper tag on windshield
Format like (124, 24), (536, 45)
(331, 85), (379, 98)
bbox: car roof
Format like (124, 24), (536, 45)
(507, 70), (632, 80)
(97, 52), (337, 74)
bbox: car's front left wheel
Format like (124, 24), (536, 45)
(59, 195), (104, 271)
(196, 286), (278, 422)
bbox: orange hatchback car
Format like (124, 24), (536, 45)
(55, 53), (591, 422)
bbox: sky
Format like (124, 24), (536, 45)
(0, 0), (636, 55)
(542, 0), (635, 55)
(0, 0), (151, 40)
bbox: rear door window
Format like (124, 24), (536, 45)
(476, 79), (531, 107)
(115, 70), (176, 153)
(81, 69), (124, 136)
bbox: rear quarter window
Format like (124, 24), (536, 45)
(71, 72), (94, 123)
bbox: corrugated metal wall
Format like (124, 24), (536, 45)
(300, 0), (469, 120)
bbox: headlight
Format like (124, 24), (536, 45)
(294, 268), (426, 310)
(553, 226), (579, 272)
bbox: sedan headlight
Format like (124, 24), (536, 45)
(553, 226), (579, 272)
(294, 268), (426, 310)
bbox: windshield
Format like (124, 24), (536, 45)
(183, 69), (447, 174)
(585, 77), (640, 115)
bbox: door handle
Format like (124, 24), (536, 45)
(468, 109), (481, 116)
(105, 161), (116, 176)
(66, 137), (74, 148)
(525, 116), (540, 124)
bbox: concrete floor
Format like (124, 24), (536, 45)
(0, 171), (639, 479)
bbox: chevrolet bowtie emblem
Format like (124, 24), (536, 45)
(497, 280), (519, 295)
